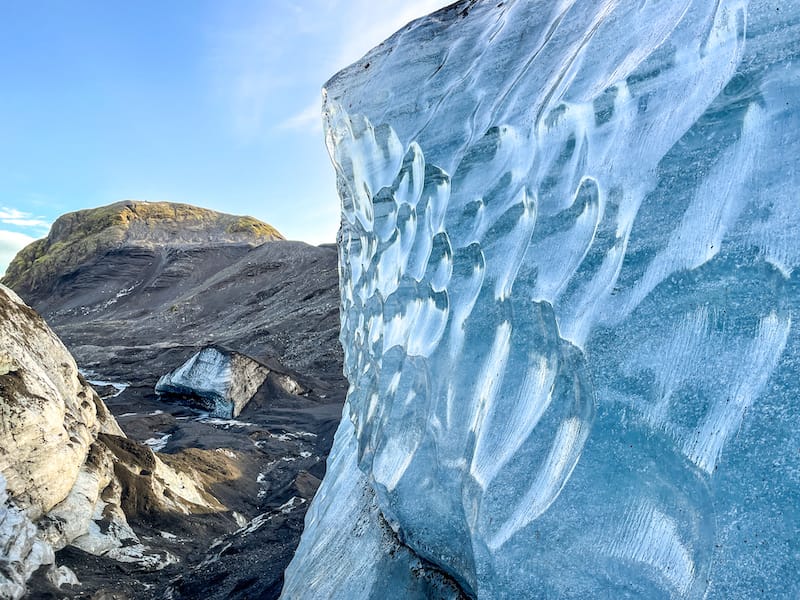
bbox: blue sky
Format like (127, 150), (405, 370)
(0, 0), (447, 272)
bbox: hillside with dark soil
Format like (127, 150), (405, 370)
(2, 201), (345, 599)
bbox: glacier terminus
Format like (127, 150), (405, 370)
(282, 0), (800, 598)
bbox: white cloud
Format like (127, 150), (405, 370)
(2, 218), (50, 228)
(330, 0), (449, 72)
(0, 207), (51, 231)
(278, 100), (323, 134)
(0, 208), (26, 219)
(0, 230), (37, 276)
(213, 0), (449, 139)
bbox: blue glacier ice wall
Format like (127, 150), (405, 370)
(282, 0), (800, 597)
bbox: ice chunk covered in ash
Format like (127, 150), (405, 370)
(0, 475), (55, 599)
(155, 346), (269, 418)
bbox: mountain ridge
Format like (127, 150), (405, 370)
(2, 200), (283, 299)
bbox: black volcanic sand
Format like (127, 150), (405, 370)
(16, 240), (348, 599)
(28, 241), (344, 387)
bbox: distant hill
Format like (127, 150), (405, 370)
(2, 200), (283, 301)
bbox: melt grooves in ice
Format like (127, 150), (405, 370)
(282, 0), (800, 598)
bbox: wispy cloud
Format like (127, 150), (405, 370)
(278, 100), (323, 134)
(0, 230), (36, 276)
(210, 2), (299, 139)
(329, 0), (449, 71)
(0, 207), (51, 230)
(212, 1), (449, 140)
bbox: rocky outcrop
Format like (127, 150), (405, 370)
(0, 284), (124, 518)
(0, 284), (230, 597)
(2, 200), (283, 301)
(2, 202), (346, 599)
(0, 283), (126, 596)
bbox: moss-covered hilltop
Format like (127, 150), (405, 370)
(2, 200), (283, 296)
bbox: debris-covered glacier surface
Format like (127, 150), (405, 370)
(156, 346), (236, 417)
(282, 0), (800, 597)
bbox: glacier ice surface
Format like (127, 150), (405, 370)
(156, 347), (236, 417)
(282, 0), (800, 598)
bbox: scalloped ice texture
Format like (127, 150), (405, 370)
(281, 1), (800, 598)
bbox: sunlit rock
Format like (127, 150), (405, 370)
(0, 284), (124, 518)
(0, 284), (228, 595)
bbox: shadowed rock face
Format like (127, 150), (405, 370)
(3, 203), (346, 598)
